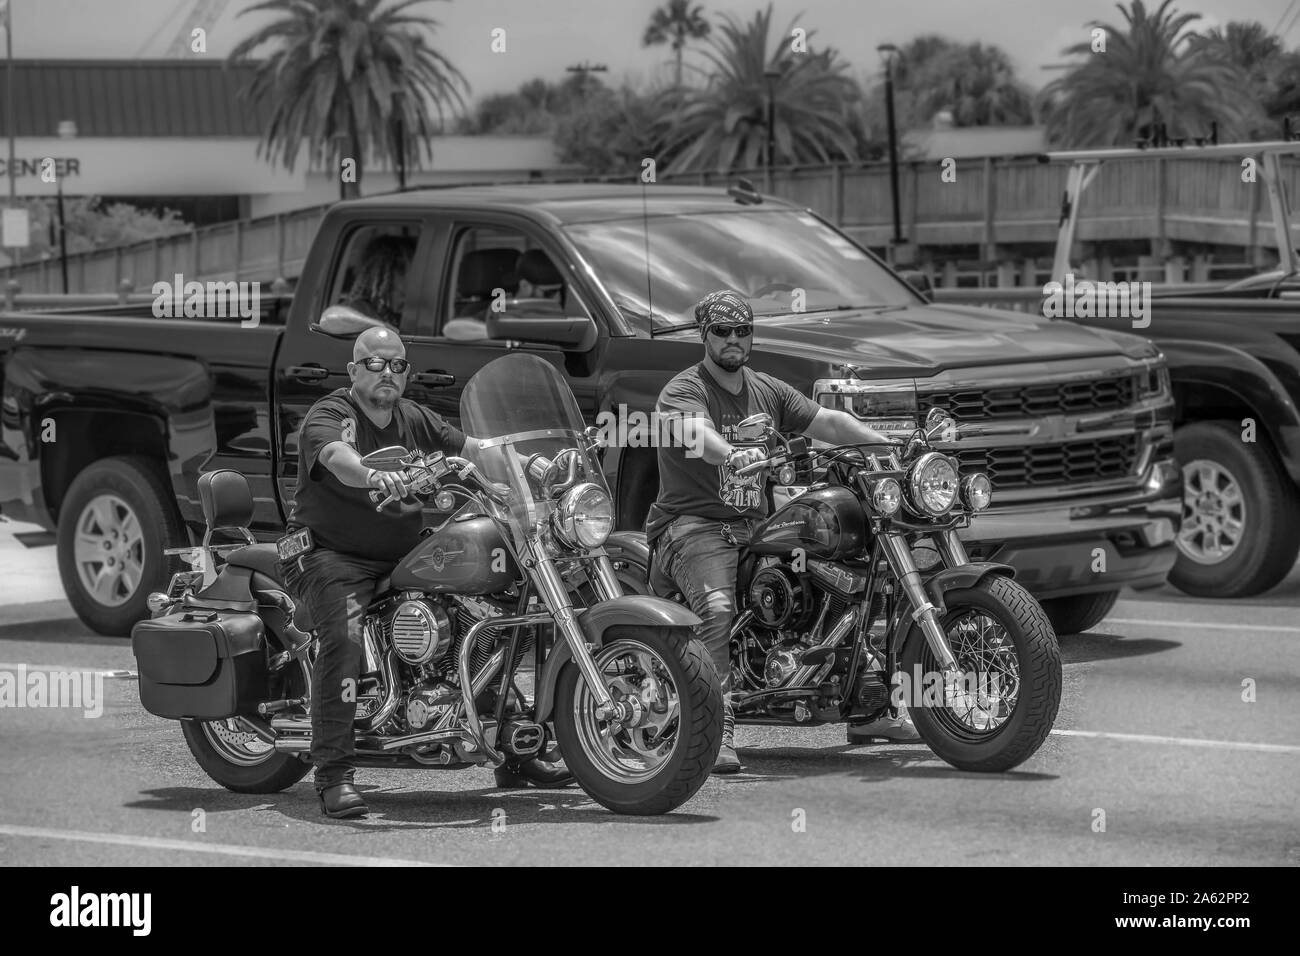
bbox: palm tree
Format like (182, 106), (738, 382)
(229, 0), (469, 198)
(908, 43), (1035, 127)
(1038, 0), (1258, 147)
(642, 0), (712, 89)
(661, 4), (861, 172)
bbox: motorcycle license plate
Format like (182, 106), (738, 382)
(276, 528), (314, 561)
(166, 570), (203, 599)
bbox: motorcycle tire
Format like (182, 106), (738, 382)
(181, 719), (311, 793)
(553, 625), (722, 815)
(899, 574), (1061, 773)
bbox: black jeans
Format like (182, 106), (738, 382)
(280, 546), (395, 790)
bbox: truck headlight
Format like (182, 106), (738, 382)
(962, 473), (993, 511)
(552, 482), (613, 549)
(906, 452), (959, 516)
(868, 477), (902, 515)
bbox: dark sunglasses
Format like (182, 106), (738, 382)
(357, 356), (410, 374)
(708, 324), (753, 339)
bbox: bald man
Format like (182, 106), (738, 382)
(280, 328), (471, 817)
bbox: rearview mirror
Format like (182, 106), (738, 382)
(735, 412), (773, 442)
(311, 305), (394, 338)
(361, 445), (411, 471)
(486, 313), (598, 350)
(899, 270), (934, 302)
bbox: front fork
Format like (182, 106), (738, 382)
(523, 540), (619, 718)
(879, 532), (961, 672)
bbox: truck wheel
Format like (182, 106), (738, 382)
(56, 456), (186, 636)
(1040, 590), (1120, 635)
(1170, 421), (1300, 598)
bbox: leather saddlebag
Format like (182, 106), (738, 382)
(131, 609), (268, 720)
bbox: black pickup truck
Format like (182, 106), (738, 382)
(1067, 278), (1300, 598)
(0, 183), (1181, 635)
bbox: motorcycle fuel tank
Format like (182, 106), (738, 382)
(750, 486), (867, 560)
(390, 515), (519, 594)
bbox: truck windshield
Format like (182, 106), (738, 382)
(563, 210), (916, 331)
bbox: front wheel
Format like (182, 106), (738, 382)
(553, 625), (722, 815)
(900, 575), (1061, 773)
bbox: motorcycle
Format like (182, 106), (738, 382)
(131, 350), (723, 815)
(609, 407), (1062, 772)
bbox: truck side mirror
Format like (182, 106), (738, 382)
(485, 312), (598, 350)
(311, 305), (394, 338)
(899, 270), (934, 302)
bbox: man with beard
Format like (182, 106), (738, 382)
(281, 326), (568, 818)
(646, 290), (920, 774)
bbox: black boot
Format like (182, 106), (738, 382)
(317, 781), (368, 819)
(494, 748), (576, 789)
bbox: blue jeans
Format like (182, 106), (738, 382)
(280, 547), (395, 790)
(652, 515), (753, 697)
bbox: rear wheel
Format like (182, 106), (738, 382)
(1040, 590), (1120, 635)
(553, 625), (721, 815)
(900, 575), (1061, 773)
(181, 719), (311, 793)
(1170, 421), (1300, 598)
(56, 456), (187, 636)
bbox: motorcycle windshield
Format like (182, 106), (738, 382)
(459, 353), (605, 536)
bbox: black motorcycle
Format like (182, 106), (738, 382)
(131, 350), (723, 815)
(610, 408), (1062, 773)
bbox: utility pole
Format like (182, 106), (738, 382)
(877, 44), (904, 254)
(565, 61), (607, 98)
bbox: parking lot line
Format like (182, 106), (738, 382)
(1051, 729), (1300, 754)
(1103, 618), (1300, 634)
(0, 823), (451, 866)
(0, 662), (136, 678)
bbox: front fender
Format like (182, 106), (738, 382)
(533, 595), (701, 723)
(888, 562), (1017, 654)
(604, 530), (650, 570)
(923, 562), (1016, 614)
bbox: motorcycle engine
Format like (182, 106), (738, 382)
(764, 639), (810, 687)
(379, 598), (454, 666)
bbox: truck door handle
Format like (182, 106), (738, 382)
(286, 365), (329, 382)
(412, 370), (456, 387)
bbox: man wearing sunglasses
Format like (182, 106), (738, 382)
(647, 289), (920, 774)
(281, 327), (569, 817)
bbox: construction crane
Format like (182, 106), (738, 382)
(135, 0), (233, 58)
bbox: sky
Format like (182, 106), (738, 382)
(7, 0), (1296, 105)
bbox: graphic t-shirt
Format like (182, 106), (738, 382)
(287, 388), (466, 562)
(653, 363), (820, 524)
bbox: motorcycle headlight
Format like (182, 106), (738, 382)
(552, 482), (613, 549)
(906, 452), (959, 516)
(869, 477), (902, 516)
(962, 473), (993, 511)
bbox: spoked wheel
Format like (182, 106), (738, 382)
(553, 625), (721, 815)
(900, 575), (1061, 772)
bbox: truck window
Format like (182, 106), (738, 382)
(432, 225), (587, 339)
(330, 223), (423, 328)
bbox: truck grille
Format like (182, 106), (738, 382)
(955, 435), (1139, 489)
(923, 374), (1138, 422)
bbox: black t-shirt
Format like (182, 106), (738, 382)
(653, 363), (820, 524)
(287, 388), (466, 562)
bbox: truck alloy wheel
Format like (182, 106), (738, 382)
(1169, 421), (1300, 598)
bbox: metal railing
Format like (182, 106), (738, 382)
(3, 151), (1295, 295)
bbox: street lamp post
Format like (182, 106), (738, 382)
(877, 43), (905, 259)
(56, 119), (76, 294)
(763, 67), (780, 170)
(392, 90), (407, 191)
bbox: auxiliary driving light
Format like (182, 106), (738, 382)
(962, 473), (993, 511)
(870, 477), (903, 515)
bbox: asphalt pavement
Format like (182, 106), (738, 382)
(1, 516), (1297, 866)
